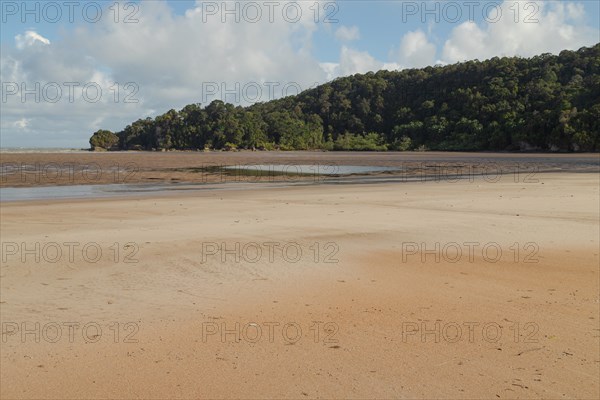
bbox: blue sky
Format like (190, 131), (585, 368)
(1, 1), (599, 147)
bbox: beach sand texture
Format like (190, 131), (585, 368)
(0, 155), (598, 398)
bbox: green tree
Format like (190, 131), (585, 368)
(90, 130), (119, 150)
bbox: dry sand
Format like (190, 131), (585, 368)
(0, 166), (599, 398)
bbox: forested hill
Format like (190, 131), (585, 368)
(91, 44), (600, 152)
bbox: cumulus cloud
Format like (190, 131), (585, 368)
(441, 0), (599, 62)
(335, 25), (360, 41)
(391, 30), (437, 69)
(15, 31), (50, 49)
(319, 62), (340, 81)
(13, 118), (30, 129)
(382, 62), (401, 71)
(338, 46), (383, 75)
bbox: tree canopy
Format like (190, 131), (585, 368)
(93, 44), (600, 152)
(89, 129), (119, 150)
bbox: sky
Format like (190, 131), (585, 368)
(1, 0), (599, 148)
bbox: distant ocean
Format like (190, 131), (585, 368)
(0, 148), (88, 153)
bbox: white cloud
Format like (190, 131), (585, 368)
(382, 62), (401, 71)
(13, 118), (30, 129)
(324, 55), (400, 81)
(15, 31), (50, 49)
(391, 30), (437, 69)
(566, 3), (585, 19)
(319, 62), (340, 81)
(335, 25), (360, 42)
(338, 46), (382, 75)
(441, 0), (598, 63)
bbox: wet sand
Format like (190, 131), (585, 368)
(1, 164), (599, 399)
(1, 151), (598, 188)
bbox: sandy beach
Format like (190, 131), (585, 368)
(0, 154), (599, 398)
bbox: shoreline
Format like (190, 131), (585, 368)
(2, 168), (599, 203)
(2, 147), (600, 153)
(1, 151), (598, 189)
